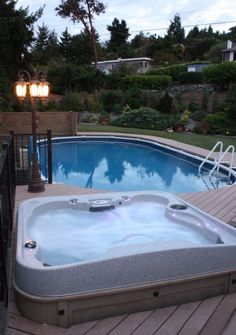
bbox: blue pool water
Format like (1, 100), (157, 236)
(40, 137), (234, 192)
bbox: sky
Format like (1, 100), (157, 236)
(16, 0), (236, 42)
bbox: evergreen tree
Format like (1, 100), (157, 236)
(0, 0), (43, 78)
(107, 18), (130, 55)
(31, 24), (60, 65)
(59, 28), (72, 62)
(228, 26), (236, 41)
(167, 13), (185, 44)
(186, 26), (200, 40)
(56, 0), (106, 66)
(69, 32), (94, 65)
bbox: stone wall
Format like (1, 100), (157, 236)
(179, 92), (226, 112)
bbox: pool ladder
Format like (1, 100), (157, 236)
(198, 141), (235, 189)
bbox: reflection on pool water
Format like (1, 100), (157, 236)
(40, 137), (234, 193)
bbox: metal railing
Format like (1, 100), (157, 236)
(198, 141), (224, 175)
(199, 141), (235, 179)
(0, 130), (53, 306)
(13, 130), (53, 186)
(0, 131), (16, 306)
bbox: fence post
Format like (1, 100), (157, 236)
(47, 129), (52, 184)
(0, 195), (8, 307)
(2, 143), (13, 232)
(9, 130), (16, 188)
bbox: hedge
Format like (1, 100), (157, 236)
(148, 64), (187, 81)
(121, 75), (172, 90)
(178, 71), (204, 84)
(203, 62), (236, 91)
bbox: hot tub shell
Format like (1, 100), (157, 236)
(14, 191), (236, 327)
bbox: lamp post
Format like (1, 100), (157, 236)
(15, 70), (49, 193)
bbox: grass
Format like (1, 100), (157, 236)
(77, 124), (236, 150)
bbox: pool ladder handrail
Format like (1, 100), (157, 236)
(209, 144), (235, 178)
(198, 141), (235, 179)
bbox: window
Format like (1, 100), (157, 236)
(188, 66), (196, 72)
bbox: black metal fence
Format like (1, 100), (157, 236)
(0, 132), (16, 306)
(14, 129), (53, 185)
(0, 130), (52, 306)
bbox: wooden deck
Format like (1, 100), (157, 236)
(4, 182), (236, 335)
(4, 133), (236, 334)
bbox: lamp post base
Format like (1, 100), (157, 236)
(28, 153), (45, 193)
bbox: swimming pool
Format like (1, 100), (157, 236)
(40, 136), (235, 192)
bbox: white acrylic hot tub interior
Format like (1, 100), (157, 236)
(15, 191), (236, 298)
(28, 198), (222, 266)
(15, 191), (236, 327)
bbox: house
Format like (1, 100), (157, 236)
(221, 40), (236, 62)
(93, 57), (153, 74)
(187, 63), (210, 72)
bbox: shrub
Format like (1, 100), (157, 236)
(100, 90), (124, 113)
(47, 64), (102, 93)
(148, 64), (187, 81)
(110, 107), (180, 130)
(203, 62), (236, 91)
(204, 112), (232, 134)
(159, 91), (174, 114)
(121, 75), (172, 90)
(191, 110), (207, 121)
(178, 72), (203, 84)
(60, 91), (83, 112)
(124, 87), (142, 109)
(140, 91), (161, 110)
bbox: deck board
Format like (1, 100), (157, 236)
(107, 311), (153, 335)
(154, 301), (201, 335)
(178, 295), (224, 335)
(80, 315), (128, 335)
(222, 308), (236, 335)
(4, 183), (236, 335)
(4, 157), (236, 335)
(131, 306), (178, 335)
(63, 320), (100, 335)
(200, 293), (236, 335)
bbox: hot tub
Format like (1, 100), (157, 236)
(14, 191), (236, 327)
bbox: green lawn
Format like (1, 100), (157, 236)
(77, 124), (236, 150)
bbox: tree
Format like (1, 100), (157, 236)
(206, 41), (226, 63)
(228, 26), (236, 41)
(59, 28), (72, 62)
(131, 32), (148, 49)
(0, 0), (43, 78)
(31, 24), (60, 65)
(69, 32), (94, 65)
(55, 0), (106, 66)
(167, 13), (185, 44)
(107, 18), (130, 56)
(186, 26), (200, 40)
(203, 62), (236, 91)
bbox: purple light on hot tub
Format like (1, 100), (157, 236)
(14, 191), (236, 327)
(15, 191), (236, 297)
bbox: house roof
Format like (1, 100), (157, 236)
(93, 57), (152, 65)
(222, 48), (236, 52)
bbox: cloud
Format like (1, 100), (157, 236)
(16, 0), (236, 40)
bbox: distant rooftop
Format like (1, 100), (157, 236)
(92, 57), (152, 65)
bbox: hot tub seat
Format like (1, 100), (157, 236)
(14, 191), (236, 327)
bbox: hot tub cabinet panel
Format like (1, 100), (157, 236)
(14, 191), (236, 327)
(14, 272), (236, 328)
